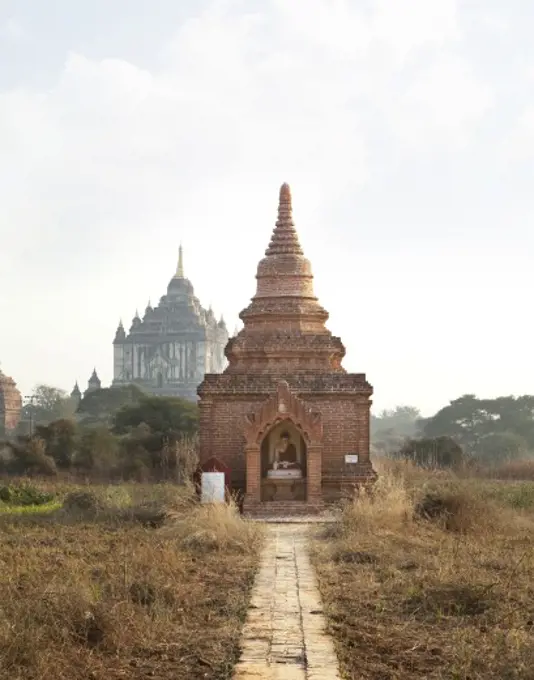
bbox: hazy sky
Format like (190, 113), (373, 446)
(1, 0), (533, 415)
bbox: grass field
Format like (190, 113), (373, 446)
(312, 461), (534, 680)
(0, 481), (263, 680)
(3, 467), (534, 679)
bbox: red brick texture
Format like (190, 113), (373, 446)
(197, 183), (375, 511)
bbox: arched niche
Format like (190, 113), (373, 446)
(243, 381), (324, 505)
(260, 420), (308, 480)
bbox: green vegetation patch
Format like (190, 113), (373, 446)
(0, 482), (56, 507)
(0, 500), (62, 515)
(478, 480), (534, 510)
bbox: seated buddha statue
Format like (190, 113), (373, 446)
(272, 432), (300, 472)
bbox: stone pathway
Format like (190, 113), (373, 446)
(233, 525), (341, 680)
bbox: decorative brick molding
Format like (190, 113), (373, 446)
(243, 381), (323, 447)
(199, 372), (372, 395)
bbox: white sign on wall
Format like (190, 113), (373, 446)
(345, 454), (359, 464)
(201, 472), (225, 504)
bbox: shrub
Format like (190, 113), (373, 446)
(475, 431), (528, 465)
(166, 501), (262, 554)
(35, 419), (79, 469)
(0, 482), (56, 506)
(62, 491), (104, 518)
(2, 437), (57, 476)
(414, 482), (501, 533)
(74, 428), (119, 474)
(341, 470), (413, 534)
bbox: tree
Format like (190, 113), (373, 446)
(475, 432), (528, 465)
(35, 418), (80, 469)
(422, 394), (534, 455)
(74, 427), (120, 474)
(113, 396), (198, 438)
(371, 405), (421, 454)
(21, 384), (77, 430)
(77, 385), (145, 425)
(372, 405), (421, 435)
(395, 436), (465, 469)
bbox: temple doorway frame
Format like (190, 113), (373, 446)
(243, 381), (323, 505)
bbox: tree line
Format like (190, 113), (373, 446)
(373, 394), (534, 467)
(3, 383), (534, 476)
(1, 385), (198, 480)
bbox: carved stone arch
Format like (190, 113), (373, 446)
(244, 380), (323, 447)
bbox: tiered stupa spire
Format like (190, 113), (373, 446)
(224, 183), (346, 375)
(264, 183), (303, 256)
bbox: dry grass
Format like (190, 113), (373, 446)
(480, 459), (534, 481)
(0, 482), (263, 680)
(312, 461), (534, 679)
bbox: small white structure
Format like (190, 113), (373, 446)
(201, 471), (225, 504)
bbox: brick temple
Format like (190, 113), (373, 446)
(0, 367), (22, 433)
(198, 183), (375, 514)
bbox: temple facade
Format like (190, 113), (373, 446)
(0, 367), (22, 433)
(112, 247), (228, 401)
(198, 184), (375, 514)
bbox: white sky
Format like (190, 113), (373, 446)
(1, 0), (533, 415)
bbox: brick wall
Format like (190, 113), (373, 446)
(199, 396), (264, 489)
(198, 385), (373, 496)
(304, 395), (371, 475)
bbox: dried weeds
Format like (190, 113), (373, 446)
(0, 484), (263, 680)
(312, 462), (534, 679)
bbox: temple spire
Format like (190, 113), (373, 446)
(176, 243), (184, 278)
(265, 183), (303, 256)
(225, 182), (341, 374)
(71, 381), (81, 400)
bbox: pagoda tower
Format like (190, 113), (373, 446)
(198, 183), (374, 515)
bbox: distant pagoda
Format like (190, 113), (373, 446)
(0, 366), (22, 432)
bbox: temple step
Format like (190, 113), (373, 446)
(243, 500), (326, 519)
